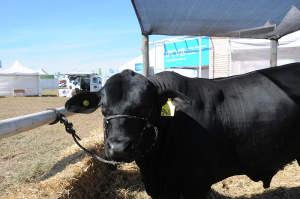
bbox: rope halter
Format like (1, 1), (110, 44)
(103, 105), (158, 164)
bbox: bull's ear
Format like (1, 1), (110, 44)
(157, 89), (191, 111)
(65, 91), (101, 113)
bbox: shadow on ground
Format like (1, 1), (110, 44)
(208, 186), (300, 199)
(37, 147), (93, 182)
(41, 95), (57, 97)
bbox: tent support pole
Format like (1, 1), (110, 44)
(199, 36), (202, 78)
(142, 32), (150, 77)
(270, 37), (278, 67)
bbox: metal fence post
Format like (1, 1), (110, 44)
(142, 32), (150, 77)
(270, 37), (278, 67)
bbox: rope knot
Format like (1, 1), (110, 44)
(46, 108), (81, 140)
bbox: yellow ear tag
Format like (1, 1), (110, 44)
(161, 98), (175, 116)
(83, 100), (89, 106)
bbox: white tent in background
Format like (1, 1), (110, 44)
(38, 68), (58, 90)
(230, 30), (300, 75)
(0, 60), (42, 96)
(38, 68), (49, 75)
(119, 48), (157, 75)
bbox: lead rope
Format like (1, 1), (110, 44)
(46, 107), (158, 165)
(46, 108), (123, 165)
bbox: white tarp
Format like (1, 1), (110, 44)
(0, 60), (39, 75)
(38, 67), (58, 90)
(119, 48), (158, 72)
(0, 60), (42, 96)
(38, 68), (49, 75)
(230, 30), (300, 75)
(40, 79), (59, 90)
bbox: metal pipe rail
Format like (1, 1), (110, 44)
(0, 107), (76, 140)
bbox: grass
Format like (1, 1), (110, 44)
(42, 89), (59, 96)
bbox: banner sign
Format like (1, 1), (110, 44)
(57, 72), (60, 78)
(39, 75), (55, 79)
(99, 68), (102, 76)
(201, 37), (210, 65)
(164, 37), (209, 68)
(0, 60), (2, 68)
(135, 63), (143, 74)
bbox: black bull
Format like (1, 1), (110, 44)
(65, 62), (300, 199)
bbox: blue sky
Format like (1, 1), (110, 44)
(0, 0), (170, 77)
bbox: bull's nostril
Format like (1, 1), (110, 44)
(107, 141), (132, 160)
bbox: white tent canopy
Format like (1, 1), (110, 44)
(38, 67), (58, 90)
(119, 49), (156, 72)
(230, 30), (300, 58)
(0, 60), (39, 75)
(0, 60), (42, 96)
(38, 68), (49, 75)
(230, 30), (300, 75)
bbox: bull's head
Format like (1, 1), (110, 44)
(65, 70), (191, 163)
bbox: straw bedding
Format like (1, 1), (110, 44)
(4, 127), (150, 199)
(3, 127), (300, 199)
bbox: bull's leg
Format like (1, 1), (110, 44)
(260, 170), (275, 189)
(141, 172), (181, 199)
(180, 181), (211, 199)
(296, 157), (300, 166)
(179, 171), (213, 199)
(248, 170), (277, 189)
(160, 181), (181, 199)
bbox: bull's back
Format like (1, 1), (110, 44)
(214, 62), (300, 169)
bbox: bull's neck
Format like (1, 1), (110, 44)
(148, 72), (190, 92)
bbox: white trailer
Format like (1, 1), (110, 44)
(62, 72), (102, 92)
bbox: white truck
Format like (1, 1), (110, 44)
(63, 72), (102, 92)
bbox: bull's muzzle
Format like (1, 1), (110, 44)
(107, 140), (131, 160)
(103, 105), (158, 164)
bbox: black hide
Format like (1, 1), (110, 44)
(65, 62), (300, 199)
